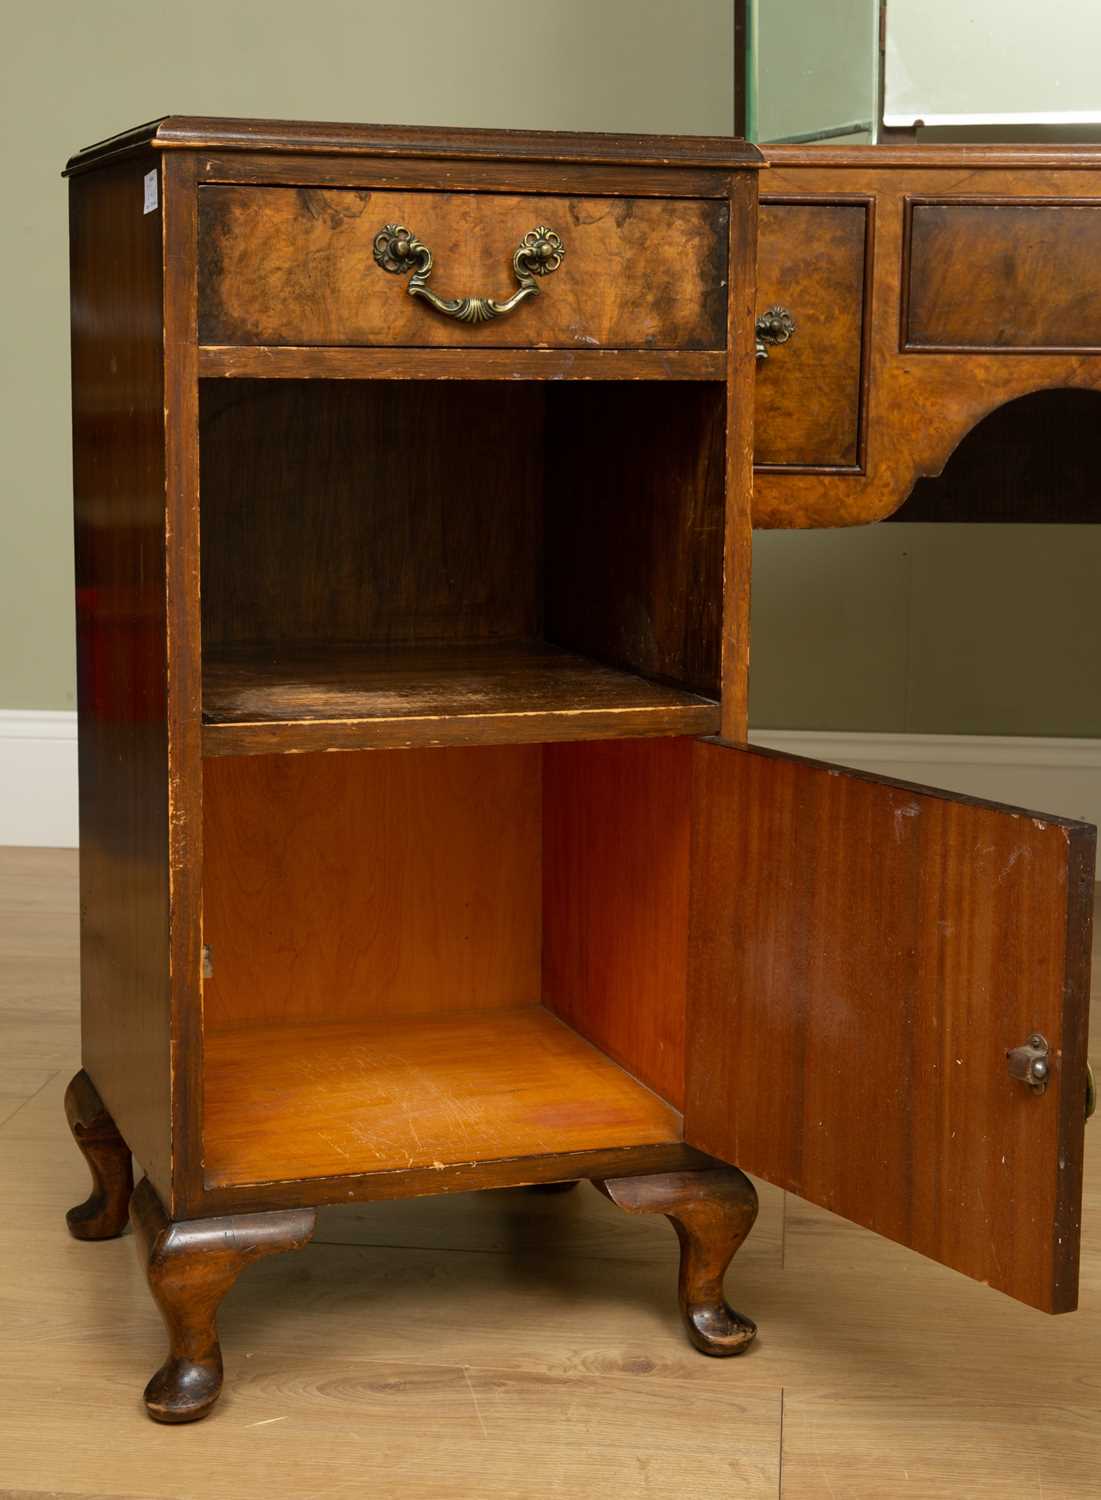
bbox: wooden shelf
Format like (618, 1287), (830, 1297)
(202, 1007), (683, 1186)
(202, 640), (719, 755)
(198, 346), (727, 381)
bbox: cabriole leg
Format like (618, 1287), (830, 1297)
(64, 1069), (133, 1240)
(130, 1178), (316, 1423)
(593, 1165), (759, 1356)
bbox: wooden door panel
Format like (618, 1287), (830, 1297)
(687, 741), (1095, 1313)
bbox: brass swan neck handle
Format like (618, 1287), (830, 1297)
(374, 223), (565, 324)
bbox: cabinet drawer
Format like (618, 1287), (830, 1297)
(904, 199), (1101, 350)
(754, 202), (868, 469)
(198, 187), (728, 350)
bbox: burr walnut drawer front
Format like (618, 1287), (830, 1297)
(198, 186), (729, 350)
(904, 199), (1101, 351)
(754, 201), (869, 469)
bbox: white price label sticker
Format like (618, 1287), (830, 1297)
(143, 169), (159, 214)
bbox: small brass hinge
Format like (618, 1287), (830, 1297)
(202, 944), (213, 979)
(1006, 1033), (1050, 1094)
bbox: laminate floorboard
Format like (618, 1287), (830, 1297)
(0, 848), (1097, 1498)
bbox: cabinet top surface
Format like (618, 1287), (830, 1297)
(64, 115), (765, 176)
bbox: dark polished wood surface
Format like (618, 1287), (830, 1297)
(890, 388), (1101, 523)
(198, 346), (726, 380)
(199, 379), (543, 651)
(687, 741), (1095, 1315)
(755, 200), (868, 469)
(69, 152), (175, 1201)
(546, 382), (727, 701)
(905, 200), (1101, 351)
(754, 146), (1101, 526)
(64, 1069), (134, 1240)
(131, 1177), (316, 1423)
(595, 1166), (759, 1356)
(199, 187), (728, 350)
(202, 640), (718, 755)
(66, 115), (765, 174)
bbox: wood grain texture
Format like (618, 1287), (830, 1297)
(199, 379), (543, 651)
(544, 382), (726, 700)
(63, 1069), (133, 1240)
(198, 151), (734, 201)
(199, 187), (728, 350)
(720, 171), (759, 741)
(198, 346), (725, 380)
(687, 740), (1096, 1314)
(131, 1176), (316, 1423)
(201, 641), (719, 756)
(766, 141), (1101, 170)
(754, 200), (867, 468)
(889, 387), (1101, 522)
(161, 151), (206, 1219)
(202, 1009), (684, 1187)
(66, 115), (765, 174)
(197, 1143), (706, 1217)
(543, 739), (692, 1111)
(202, 747), (542, 1031)
(595, 1166), (758, 1356)
(752, 157), (1101, 527)
(905, 200), (1101, 350)
(69, 153), (174, 1201)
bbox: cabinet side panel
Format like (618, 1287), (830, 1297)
(543, 738), (691, 1111)
(70, 156), (172, 1195)
(544, 383), (726, 699)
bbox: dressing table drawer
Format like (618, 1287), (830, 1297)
(754, 200), (869, 469)
(904, 199), (1101, 351)
(198, 186), (729, 350)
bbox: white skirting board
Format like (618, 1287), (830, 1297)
(1, 712), (1099, 848)
(0, 711), (79, 848)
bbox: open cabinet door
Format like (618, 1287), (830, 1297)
(687, 741), (1095, 1313)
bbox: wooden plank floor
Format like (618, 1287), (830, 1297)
(0, 845), (1098, 1498)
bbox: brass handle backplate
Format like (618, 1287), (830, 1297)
(374, 223), (565, 324)
(756, 305), (795, 361)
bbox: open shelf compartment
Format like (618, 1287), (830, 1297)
(198, 378), (727, 754)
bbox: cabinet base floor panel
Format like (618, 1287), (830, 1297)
(202, 1007), (683, 1188)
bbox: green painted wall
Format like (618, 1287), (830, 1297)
(6, 2), (1098, 737)
(1, 0), (733, 711)
(750, 525), (1101, 736)
(747, 2), (1101, 737)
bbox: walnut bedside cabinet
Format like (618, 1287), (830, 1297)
(63, 117), (1095, 1424)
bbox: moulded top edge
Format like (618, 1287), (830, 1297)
(762, 141), (1101, 171)
(64, 115), (766, 176)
